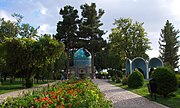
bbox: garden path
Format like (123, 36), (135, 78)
(0, 81), (58, 103)
(92, 79), (169, 108)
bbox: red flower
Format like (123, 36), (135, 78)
(52, 95), (57, 99)
(42, 97), (50, 101)
(34, 98), (40, 102)
(66, 98), (70, 101)
(69, 103), (73, 107)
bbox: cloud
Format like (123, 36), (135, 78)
(38, 24), (55, 35)
(38, 24), (49, 35)
(170, 0), (180, 20)
(146, 50), (159, 58)
(37, 2), (47, 15)
(0, 10), (15, 21)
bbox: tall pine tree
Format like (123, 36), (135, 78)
(159, 20), (179, 69)
(55, 5), (79, 78)
(78, 3), (106, 78)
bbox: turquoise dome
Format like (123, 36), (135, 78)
(74, 48), (91, 60)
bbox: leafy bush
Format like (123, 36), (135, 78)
(1, 79), (112, 108)
(108, 70), (123, 78)
(24, 78), (33, 88)
(111, 76), (116, 82)
(128, 69), (144, 88)
(116, 71), (123, 79)
(152, 67), (178, 97)
(122, 77), (128, 85)
(108, 70), (115, 77)
(116, 77), (121, 83)
(176, 74), (180, 88)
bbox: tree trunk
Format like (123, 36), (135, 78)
(10, 75), (14, 84)
(0, 73), (3, 85)
(36, 78), (39, 84)
(91, 50), (95, 79)
(25, 71), (33, 88)
(66, 50), (70, 79)
(4, 75), (6, 81)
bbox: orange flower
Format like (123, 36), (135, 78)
(69, 103), (73, 107)
(56, 89), (63, 94)
(42, 97), (50, 101)
(34, 98), (40, 102)
(52, 95), (57, 99)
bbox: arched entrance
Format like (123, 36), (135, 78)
(132, 57), (148, 79)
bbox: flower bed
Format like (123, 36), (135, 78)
(1, 79), (112, 108)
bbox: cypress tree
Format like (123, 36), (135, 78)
(159, 20), (179, 69)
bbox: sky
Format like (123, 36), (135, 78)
(0, 0), (180, 58)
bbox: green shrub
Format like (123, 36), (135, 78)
(108, 70), (115, 77)
(176, 74), (180, 88)
(122, 76), (128, 85)
(128, 69), (144, 88)
(116, 71), (123, 79)
(111, 76), (116, 82)
(116, 77), (121, 83)
(25, 78), (33, 88)
(152, 67), (178, 97)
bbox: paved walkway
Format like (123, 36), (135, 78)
(92, 79), (169, 108)
(0, 81), (58, 103)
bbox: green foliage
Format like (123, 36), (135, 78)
(0, 18), (19, 42)
(116, 77), (121, 83)
(55, 5), (80, 79)
(159, 20), (179, 69)
(109, 18), (151, 60)
(19, 23), (39, 38)
(111, 76), (116, 82)
(176, 74), (180, 88)
(128, 69), (144, 88)
(0, 79), (112, 108)
(24, 78), (33, 88)
(152, 67), (178, 97)
(108, 70), (123, 78)
(108, 70), (114, 77)
(116, 71), (123, 79)
(122, 76), (128, 85)
(4, 36), (64, 88)
(55, 5), (79, 50)
(79, 3), (106, 78)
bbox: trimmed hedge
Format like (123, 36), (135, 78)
(122, 77), (128, 85)
(128, 69), (144, 88)
(152, 67), (178, 97)
(116, 77), (121, 83)
(111, 76), (116, 82)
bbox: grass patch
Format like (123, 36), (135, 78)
(109, 80), (180, 108)
(0, 79), (54, 94)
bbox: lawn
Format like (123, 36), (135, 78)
(109, 80), (180, 108)
(0, 79), (54, 94)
